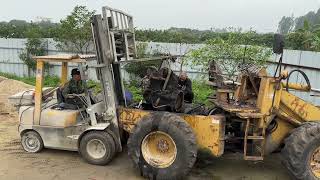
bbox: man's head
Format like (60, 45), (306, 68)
(71, 68), (81, 81)
(179, 71), (188, 81)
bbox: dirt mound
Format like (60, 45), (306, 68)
(0, 76), (34, 113)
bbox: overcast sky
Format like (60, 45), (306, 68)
(1, 0), (320, 33)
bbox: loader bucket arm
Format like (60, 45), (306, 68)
(278, 90), (320, 123)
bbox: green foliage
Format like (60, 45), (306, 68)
(286, 20), (320, 51)
(54, 6), (95, 53)
(0, 72), (60, 87)
(0, 20), (58, 38)
(87, 79), (144, 102)
(189, 31), (272, 77)
(136, 28), (274, 47)
(125, 80), (143, 102)
(192, 81), (213, 104)
(19, 28), (47, 71)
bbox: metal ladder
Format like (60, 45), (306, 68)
(243, 117), (266, 161)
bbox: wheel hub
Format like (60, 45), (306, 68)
(86, 139), (106, 159)
(310, 146), (320, 177)
(157, 139), (169, 153)
(25, 135), (39, 150)
(141, 131), (177, 168)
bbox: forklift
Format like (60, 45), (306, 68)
(9, 6), (320, 180)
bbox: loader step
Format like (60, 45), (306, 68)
(244, 156), (264, 161)
(237, 112), (263, 119)
(247, 136), (264, 140)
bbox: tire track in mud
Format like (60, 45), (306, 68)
(0, 137), (83, 174)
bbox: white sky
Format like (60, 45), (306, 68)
(1, 0), (320, 32)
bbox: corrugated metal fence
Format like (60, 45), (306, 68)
(0, 38), (320, 105)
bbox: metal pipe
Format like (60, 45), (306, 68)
(282, 82), (311, 92)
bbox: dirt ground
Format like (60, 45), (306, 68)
(0, 77), (292, 180)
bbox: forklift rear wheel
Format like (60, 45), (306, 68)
(21, 131), (44, 153)
(79, 131), (116, 165)
(128, 112), (197, 180)
(282, 122), (320, 180)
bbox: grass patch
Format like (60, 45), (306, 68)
(0, 72), (60, 87)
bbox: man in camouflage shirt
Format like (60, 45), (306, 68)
(57, 68), (85, 107)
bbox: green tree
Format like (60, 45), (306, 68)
(286, 20), (320, 51)
(188, 31), (272, 78)
(19, 24), (46, 76)
(278, 16), (295, 34)
(54, 6), (95, 54)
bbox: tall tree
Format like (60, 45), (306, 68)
(54, 6), (95, 54)
(19, 24), (46, 76)
(278, 16), (295, 34)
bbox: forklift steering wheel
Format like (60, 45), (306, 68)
(285, 69), (311, 92)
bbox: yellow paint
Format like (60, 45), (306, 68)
(281, 82), (311, 92)
(118, 108), (225, 157)
(280, 91), (320, 121)
(141, 131), (177, 168)
(269, 118), (294, 145)
(34, 60), (44, 125)
(61, 62), (68, 85)
(43, 110), (77, 127)
(64, 112), (78, 127)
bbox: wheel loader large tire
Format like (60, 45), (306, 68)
(79, 131), (115, 165)
(127, 112), (197, 180)
(282, 122), (320, 180)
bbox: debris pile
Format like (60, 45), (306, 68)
(0, 76), (33, 114)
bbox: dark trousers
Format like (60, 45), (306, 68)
(184, 92), (194, 103)
(56, 88), (64, 104)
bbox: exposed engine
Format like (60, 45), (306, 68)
(142, 67), (184, 112)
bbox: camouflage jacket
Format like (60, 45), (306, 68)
(62, 79), (85, 98)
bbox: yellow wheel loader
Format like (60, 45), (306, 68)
(9, 6), (320, 180)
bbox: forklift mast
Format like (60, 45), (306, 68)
(91, 6), (137, 150)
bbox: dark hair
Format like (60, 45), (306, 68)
(71, 68), (80, 75)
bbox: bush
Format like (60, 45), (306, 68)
(192, 81), (213, 105)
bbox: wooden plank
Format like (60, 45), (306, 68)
(33, 61), (44, 125)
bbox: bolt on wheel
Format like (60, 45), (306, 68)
(86, 139), (107, 159)
(141, 131), (177, 168)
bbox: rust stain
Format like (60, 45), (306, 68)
(290, 97), (308, 118)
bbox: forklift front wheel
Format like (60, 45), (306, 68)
(21, 131), (44, 153)
(79, 131), (116, 165)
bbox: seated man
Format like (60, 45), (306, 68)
(57, 68), (85, 108)
(178, 71), (194, 103)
